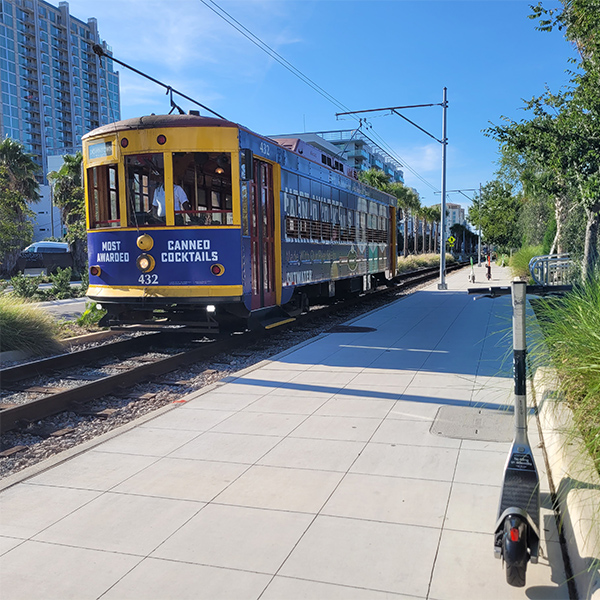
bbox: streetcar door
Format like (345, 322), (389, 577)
(249, 160), (276, 309)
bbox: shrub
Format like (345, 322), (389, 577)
(509, 245), (543, 281)
(76, 301), (106, 329)
(396, 253), (455, 274)
(9, 272), (43, 299)
(49, 267), (74, 300)
(0, 295), (62, 355)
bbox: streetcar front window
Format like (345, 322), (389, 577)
(125, 153), (166, 227)
(88, 164), (120, 229)
(173, 151), (233, 226)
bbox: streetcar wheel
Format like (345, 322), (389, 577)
(301, 293), (310, 314)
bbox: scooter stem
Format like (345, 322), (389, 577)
(512, 281), (528, 439)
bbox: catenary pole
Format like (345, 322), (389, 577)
(438, 87), (448, 290)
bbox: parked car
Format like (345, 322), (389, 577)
(16, 241), (73, 275)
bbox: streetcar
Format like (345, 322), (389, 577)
(83, 113), (397, 331)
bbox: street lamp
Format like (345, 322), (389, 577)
(336, 88), (449, 289)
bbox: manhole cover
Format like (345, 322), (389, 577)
(431, 406), (513, 442)
(327, 326), (377, 333)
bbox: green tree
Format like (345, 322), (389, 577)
(358, 167), (391, 192)
(468, 180), (522, 251)
(0, 139), (40, 275)
(48, 153), (86, 275)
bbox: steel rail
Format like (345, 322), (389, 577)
(1, 333), (162, 385)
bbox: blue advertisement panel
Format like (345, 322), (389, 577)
(88, 229), (242, 287)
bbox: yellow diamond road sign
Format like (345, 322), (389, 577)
(448, 236), (456, 246)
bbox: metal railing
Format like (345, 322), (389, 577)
(529, 253), (575, 286)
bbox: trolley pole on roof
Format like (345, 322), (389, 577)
(336, 87), (449, 290)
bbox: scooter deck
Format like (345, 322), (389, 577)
(495, 446), (541, 561)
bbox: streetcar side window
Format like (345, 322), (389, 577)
(125, 153), (165, 227)
(88, 164), (120, 229)
(174, 151), (233, 226)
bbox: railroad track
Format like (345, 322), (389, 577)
(0, 262), (465, 438)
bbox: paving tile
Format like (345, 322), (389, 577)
(428, 529), (568, 600)
(261, 576), (412, 599)
(444, 482), (500, 534)
(453, 448), (507, 487)
(97, 426), (200, 457)
(0, 540), (141, 600)
(214, 465), (344, 513)
(387, 399), (444, 421)
(242, 393), (329, 415)
(348, 370), (416, 390)
(279, 514), (440, 597)
(34, 491), (202, 555)
(0, 483), (99, 539)
(152, 503), (313, 574)
(399, 385), (474, 408)
(350, 442), (459, 481)
(0, 535), (24, 556)
(258, 437), (365, 472)
(209, 410), (307, 436)
(315, 396), (396, 418)
(138, 406), (234, 431)
(372, 418), (461, 448)
(322, 472), (451, 528)
(25, 450), (158, 491)
(262, 359), (312, 372)
(102, 557), (271, 600)
(112, 457), (249, 502)
(408, 371), (476, 389)
(290, 414), (382, 442)
(169, 431), (283, 463)
(290, 370), (361, 386)
(184, 390), (266, 410)
(211, 380), (279, 396)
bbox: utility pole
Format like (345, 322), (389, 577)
(438, 87), (448, 289)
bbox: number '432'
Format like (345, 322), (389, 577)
(138, 274), (158, 285)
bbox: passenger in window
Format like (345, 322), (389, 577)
(151, 174), (190, 223)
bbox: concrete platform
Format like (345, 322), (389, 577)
(0, 265), (570, 599)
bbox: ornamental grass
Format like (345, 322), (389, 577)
(0, 295), (62, 356)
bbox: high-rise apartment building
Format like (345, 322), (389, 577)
(0, 0), (120, 239)
(271, 129), (405, 185)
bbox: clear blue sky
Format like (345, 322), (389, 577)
(67, 0), (575, 212)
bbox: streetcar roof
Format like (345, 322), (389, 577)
(83, 114), (239, 139)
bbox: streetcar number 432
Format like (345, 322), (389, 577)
(139, 274), (158, 285)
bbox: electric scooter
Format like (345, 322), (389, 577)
(468, 281), (572, 587)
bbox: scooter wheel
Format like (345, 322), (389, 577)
(503, 516), (529, 587)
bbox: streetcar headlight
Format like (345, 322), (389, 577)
(90, 265), (102, 277)
(206, 305), (216, 313)
(210, 263), (225, 276)
(137, 233), (154, 251)
(136, 253), (155, 273)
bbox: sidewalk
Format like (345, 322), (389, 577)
(0, 265), (569, 599)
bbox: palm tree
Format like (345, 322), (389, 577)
(429, 206), (441, 253)
(390, 182), (420, 258)
(0, 139), (40, 275)
(48, 153), (86, 275)
(358, 167), (391, 192)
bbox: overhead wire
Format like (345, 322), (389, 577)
(199, 0), (440, 195)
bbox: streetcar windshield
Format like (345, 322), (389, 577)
(173, 151), (233, 226)
(125, 153), (166, 227)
